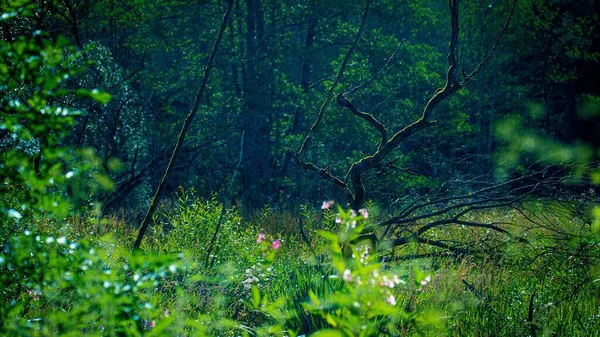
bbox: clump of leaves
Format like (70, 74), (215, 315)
(1, 0), (112, 241)
(303, 206), (445, 337)
(0, 232), (177, 336)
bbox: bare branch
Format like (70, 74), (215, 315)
(295, 0), (372, 161)
(394, 173), (530, 221)
(294, 0), (516, 217)
(299, 161), (354, 198)
(205, 130), (245, 269)
(393, 251), (457, 260)
(447, 0), (460, 83)
(373, 164), (576, 254)
(384, 166), (566, 230)
(344, 45), (399, 96)
(462, 0), (518, 84)
(133, 0), (234, 251)
(415, 236), (474, 255)
(336, 93), (387, 147)
(294, 0), (372, 205)
(343, 0), (463, 209)
(380, 196), (514, 229)
(416, 219), (528, 243)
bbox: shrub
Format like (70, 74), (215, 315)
(0, 233), (177, 336)
(1, 0), (111, 242)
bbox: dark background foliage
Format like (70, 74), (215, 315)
(2, 0), (598, 221)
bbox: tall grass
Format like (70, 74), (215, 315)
(1, 193), (598, 336)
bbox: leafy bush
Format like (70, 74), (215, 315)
(1, 0), (111, 242)
(300, 207), (444, 337)
(154, 190), (253, 267)
(0, 233), (176, 336)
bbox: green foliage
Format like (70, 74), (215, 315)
(490, 97), (600, 335)
(495, 97), (600, 256)
(0, 233), (176, 336)
(302, 207), (443, 336)
(1, 0), (600, 336)
(0, 219), (289, 336)
(0, 0), (111, 240)
(155, 190), (247, 265)
(0, 199), (598, 336)
(2, 0), (593, 212)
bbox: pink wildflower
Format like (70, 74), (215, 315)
(380, 276), (395, 288)
(272, 239), (281, 250)
(257, 233), (265, 243)
(343, 269), (353, 282)
(144, 320), (156, 330)
(27, 289), (40, 301)
(385, 294), (397, 306)
(359, 208), (369, 219)
(321, 200), (334, 210)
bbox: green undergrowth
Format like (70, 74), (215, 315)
(1, 193), (599, 336)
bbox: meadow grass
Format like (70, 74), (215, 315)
(1, 195), (598, 336)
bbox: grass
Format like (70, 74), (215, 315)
(1, 194), (599, 336)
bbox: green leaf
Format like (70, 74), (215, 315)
(93, 172), (115, 191)
(76, 88), (111, 104)
(592, 206), (600, 233)
(107, 157), (123, 172)
(308, 289), (321, 306)
(311, 329), (345, 337)
(89, 89), (111, 103)
(264, 249), (276, 264)
(331, 254), (345, 274)
(591, 169), (600, 185)
(325, 313), (338, 327)
(318, 230), (339, 244)
(146, 316), (175, 337)
(251, 285), (260, 309)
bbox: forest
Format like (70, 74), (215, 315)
(1, 0), (599, 336)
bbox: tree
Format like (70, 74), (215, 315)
(294, 0), (522, 254)
(296, 0), (514, 208)
(133, 0), (234, 250)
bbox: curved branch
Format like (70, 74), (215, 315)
(381, 170), (555, 231)
(416, 237), (473, 255)
(300, 161), (354, 199)
(295, 0), (372, 160)
(417, 219), (529, 243)
(344, 0), (462, 208)
(463, 0), (518, 85)
(336, 93), (387, 147)
(379, 196), (514, 228)
(294, 0), (372, 205)
(344, 44), (399, 96)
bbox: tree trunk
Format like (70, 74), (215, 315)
(240, 0), (273, 207)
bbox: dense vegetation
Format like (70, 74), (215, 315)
(1, 0), (599, 336)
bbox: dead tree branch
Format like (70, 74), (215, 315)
(462, 0), (517, 85)
(379, 167), (566, 254)
(295, 0), (372, 204)
(204, 130), (244, 269)
(133, 0), (234, 251)
(297, 0), (517, 211)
